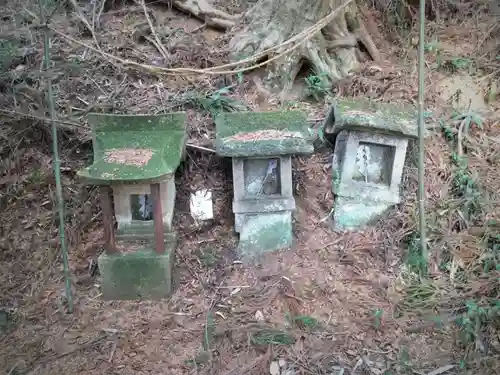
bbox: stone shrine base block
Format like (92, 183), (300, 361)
(237, 212), (293, 259)
(98, 246), (175, 300)
(333, 197), (394, 230)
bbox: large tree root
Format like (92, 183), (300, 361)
(170, 0), (380, 98)
(171, 0), (239, 30)
(228, 0), (380, 98)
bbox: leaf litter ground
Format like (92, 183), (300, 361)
(0, 0), (499, 374)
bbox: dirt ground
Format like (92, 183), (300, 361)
(0, 0), (499, 374)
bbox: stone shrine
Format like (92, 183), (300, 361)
(77, 113), (187, 300)
(215, 111), (314, 258)
(324, 99), (418, 230)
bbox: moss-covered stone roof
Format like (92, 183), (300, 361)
(323, 99), (420, 138)
(214, 110), (315, 157)
(77, 113), (187, 185)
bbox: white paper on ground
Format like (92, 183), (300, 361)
(190, 189), (214, 221)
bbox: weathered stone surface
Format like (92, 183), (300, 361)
(333, 130), (408, 202)
(237, 212), (293, 258)
(98, 246), (175, 300)
(232, 157), (294, 201)
(214, 112), (307, 257)
(233, 197), (296, 233)
(214, 111), (315, 157)
(323, 99), (419, 139)
(333, 197), (393, 230)
(77, 113), (187, 185)
(232, 156), (295, 234)
(331, 129), (409, 229)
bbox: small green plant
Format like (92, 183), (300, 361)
(236, 71), (244, 84)
(441, 57), (473, 73)
(399, 280), (440, 313)
(451, 152), (482, 219)
(251, 328), (295, 346)
(397, 346), (413, 374)
(202, 310), (215, 352)
(372, 309), (383, 330)
(440, 120), (455, 142)
(442, 111), (485, 219)
(287, 314), (319, 330)
(191, 86), (247, 117)
(424, 41), (444, 68)
(455, 300), (500, 349)
(483, 233), (500, 272)
(305, 72), (331, 101)
(405, 232), (428, 276)
(0, 39), (18, 73)
(424, 41), (473, 72)
(451, 111), (484, 134)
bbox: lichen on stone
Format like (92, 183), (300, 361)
(323, 98), (420, 138)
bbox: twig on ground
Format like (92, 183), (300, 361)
(68, 0), (105, 55)
(457, 117), (467, 157)
(108, 339), (117, 362)
(0, 108), (88, 129)
(187, 143), (216, 153)
(172, 0), (240, 30)
(94, 0), (107, 29)
(140, 0), (170, 62)
(48, 0), (356, 76)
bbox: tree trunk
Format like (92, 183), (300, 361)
(228, 0), (380, 98)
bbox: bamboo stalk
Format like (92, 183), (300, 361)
(39, 0), (74, 313)
(417, 0), (428, 275)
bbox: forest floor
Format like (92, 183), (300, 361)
(0, 0), (499, 374)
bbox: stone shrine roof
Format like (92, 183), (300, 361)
(323, 99), (420, 138)
(77, 113), (187, 185)
(214, 110), (315, 157)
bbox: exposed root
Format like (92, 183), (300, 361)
(172, 0), (240, 30)
(228, 0), (380, 98)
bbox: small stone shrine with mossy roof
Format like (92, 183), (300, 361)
(77, 112), (187, 300)
(215, 110), (315, 259)
(323, 99), (419, 230)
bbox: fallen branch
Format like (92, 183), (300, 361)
(0, 108), (88, 129)
(68, 0), (105, 55)
(172, 0), (240, 30)
(140, 0), (170, 62)
(49, 0), (355, 76)
(186, 143), (216, 153)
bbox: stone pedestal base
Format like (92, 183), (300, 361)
(332, 197), (395, 230)
(237, 212), (293, 259)
(98, 241), (175, 300)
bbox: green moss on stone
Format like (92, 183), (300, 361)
(333, 197), (393, 230)
(98, 247), (175, 300)
(214, 111), (315, 157)
(77, 113), (187, 185)
(324, 99), (420, 138)
(237, 212), (293, 259)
